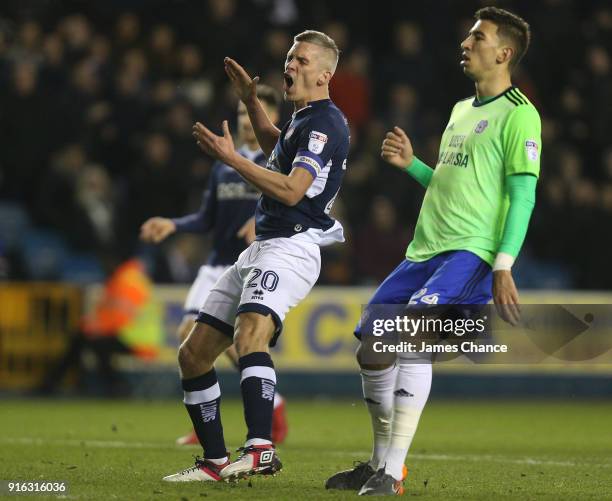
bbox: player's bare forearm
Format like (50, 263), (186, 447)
(230, 154), (309, 206)
(244, 97), (281, 157)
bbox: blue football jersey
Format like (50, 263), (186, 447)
(255, 99), (349, 244)
(172, 146), (265, 266)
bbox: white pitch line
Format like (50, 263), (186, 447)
(3, 437), (611, 468)
(0, 437), (171, 449)
(326, 449), (612, 468)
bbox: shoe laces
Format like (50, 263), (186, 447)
(175, 456), (204, 476)
(349, 461), (372, 478)
(194, 454), (229, 469)
(234, 446), (252, 461)
(235, 445), (271, 460)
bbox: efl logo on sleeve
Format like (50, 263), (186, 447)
(308, 131), (328, 154)
(525, 140), (539, 161)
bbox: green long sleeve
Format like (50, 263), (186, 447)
(498, 173), (537, 257)
(404, 157), (434, 188)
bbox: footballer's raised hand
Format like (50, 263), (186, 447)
(140, 217), (176, 244)
(224, 57), (259, 103)
(193, 120), (237, 166)
(381, 126), (414, 169)
(493, 270), (521, 326)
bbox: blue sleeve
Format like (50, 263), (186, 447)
(292, 115), (342, 179)
(171, 165), (217, 233)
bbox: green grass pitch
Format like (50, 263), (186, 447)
(1, 398), (611, 500)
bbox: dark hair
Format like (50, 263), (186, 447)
(475, 7), (530, 71)
(256, 84), (281, 111)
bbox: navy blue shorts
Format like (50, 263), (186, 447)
(355, 250), (492, 339)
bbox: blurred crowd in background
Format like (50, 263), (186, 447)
(0, 0), (610, 288)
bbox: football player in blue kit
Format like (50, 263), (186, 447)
(140, 85), (288, 446)
(163, 30), (350, 483)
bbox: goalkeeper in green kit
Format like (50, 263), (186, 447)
(326, 7), (541, 496)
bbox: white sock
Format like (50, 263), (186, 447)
(361, 364), (398, 469)
(273, 391), (284, 409)
(207, 456), (228, 465)
(383, 362), (432, 480)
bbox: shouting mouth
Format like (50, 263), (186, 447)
(283, 73), (294, 90)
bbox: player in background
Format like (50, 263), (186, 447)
(163, 30), (349, 483)
(140, 85), (289, 445)
(326, 7), (540, 496)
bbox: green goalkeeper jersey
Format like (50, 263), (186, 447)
(406, 86), (541, 266)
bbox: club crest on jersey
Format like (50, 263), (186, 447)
(525, 140), (539, 161)
(474, 120), (488, 133)
(308, 131), (328, 154)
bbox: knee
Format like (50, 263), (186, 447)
(178, 338), (214, 372)
(177, 341), (197, 372)
(355, 343), (395, 371)
(177, 318), (194, 344)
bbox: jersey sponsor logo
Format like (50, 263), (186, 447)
(448, 134), (466, 148)
(474, 119), (489, 133)
(217, 182), (260, 200)
(525, 139), (539, 161)
(294, 155), (321, 174)
(308, 131), (328, 154)
(437, 150), (469, 168)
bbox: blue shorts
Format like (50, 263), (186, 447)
(355, 250), (492, 338)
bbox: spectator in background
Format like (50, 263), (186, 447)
(382, 83), (421, 141)
(0, 61), (50, 203)
(36, 144), (87, 232)
(176, 44), (213, 109)
(125, 132), (185, 235)
(72, 164), (117, 252)
(330, 47), (371, 132)
(379, 22), (430, 103)
(113, 12), (141, 55)
(354, 196), (411, 284)
(148, 24), (175, 80)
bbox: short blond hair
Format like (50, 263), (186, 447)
(294, 30), (340, 73)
